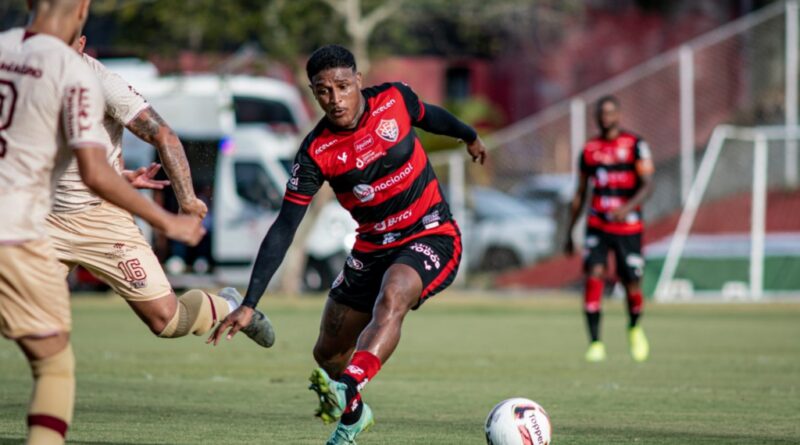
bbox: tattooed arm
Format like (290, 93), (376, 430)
(126, 107), (208, 219)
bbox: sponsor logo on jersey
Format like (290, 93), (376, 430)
(352, 184), (376, 203)
(371, 98), (396, 117)
(315, 138), (339, 155)
(356, 149), (385, 170)
(337, 152), (348, 164)
(354, 134), (375, 152)
(382, 232), (399, 245)
(376, 118), (399, 142)
(287, 163), (301, 191)
(346, 255), (364, 270)
(374, 209), (413, 232)
(332, 271), (345, 288)
(410, 242), (441, 269)
(422, 210), (441, 229)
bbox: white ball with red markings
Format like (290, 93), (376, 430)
(485, 398), (552, 445)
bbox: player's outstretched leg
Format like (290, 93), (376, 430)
(584, 270), (606, 362)
(136, 288), (275, 347)
(625, 282), (649, 362)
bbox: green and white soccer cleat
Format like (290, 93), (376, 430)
(219, 287), (276, 348)
(629, 326), (650, 362)
(308, 368), (348, 424)
(585, 341), (607, 362)
(325, 403), (375, 445)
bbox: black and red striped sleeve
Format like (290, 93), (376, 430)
(393, 82), (426, 123)
(284, 145), (323, 207)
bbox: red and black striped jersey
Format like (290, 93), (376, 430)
(580, 131), (651, 235)
(285, 82), (457, 252)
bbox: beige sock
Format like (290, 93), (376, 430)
(27, 344), (75, 445)
(158, 290), (231, 337)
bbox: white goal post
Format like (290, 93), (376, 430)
(653, 125), (800, 302)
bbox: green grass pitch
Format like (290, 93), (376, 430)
(1, 293), (798, 444)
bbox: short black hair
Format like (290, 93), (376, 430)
(306, 44), (357, 81)
(596, 95), (620, 113)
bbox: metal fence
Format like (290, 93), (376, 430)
(432, 0), (799, 286)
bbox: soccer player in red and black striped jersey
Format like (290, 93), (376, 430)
(565, 96), (654, 363)
(209, 45), (486, 443)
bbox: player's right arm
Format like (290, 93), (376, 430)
(73, 148), (203, 245)
(208, 144), (323, 345)
(63, 65), (204, 246)
(565, 154), (590, 256)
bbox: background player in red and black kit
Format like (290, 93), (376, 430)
(565, 96), (654, 363)
(209, 45), (487, 444)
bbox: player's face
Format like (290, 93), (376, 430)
(311, 67), (363, 129)
(597, 101), (619, 133)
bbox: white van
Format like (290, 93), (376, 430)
(120, 71), (356, 290)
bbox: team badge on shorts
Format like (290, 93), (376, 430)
(376, 119), (399, 142)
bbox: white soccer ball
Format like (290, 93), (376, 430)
(485, 398), (552, 445)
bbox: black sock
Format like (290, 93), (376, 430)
(338, 374), (361, 425)
(585, 311), (601, 342)
(628, 311), (641, 328)
(340, 399), (363, 425)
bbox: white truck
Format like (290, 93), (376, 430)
(117, 68), (356, 290)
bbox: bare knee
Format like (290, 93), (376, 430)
(129, 293), (178, 336)
(373, 282), (415, 325)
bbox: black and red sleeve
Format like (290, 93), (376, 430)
(241, 146), (323, 308)
(284, 146), (324, 207)
(394, 82), (478, 144)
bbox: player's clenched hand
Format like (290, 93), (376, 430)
(208, 306), (254, 346)
(122, 163), (171, 190)
(466, 137), (487, 165)
(163, 214), (205, 246)
(180, 197), (208, 220)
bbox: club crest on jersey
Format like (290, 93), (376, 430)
(376, 118), (399, 142)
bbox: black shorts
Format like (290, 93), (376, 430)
(584, 228), (644, 284)
(329, 233), (462, 313)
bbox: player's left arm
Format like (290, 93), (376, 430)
(126, 108), (207, 218)
(611, 139), (656, 221)
(395, 82), (487, 164)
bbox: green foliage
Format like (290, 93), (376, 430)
(418, 97), (505, 153)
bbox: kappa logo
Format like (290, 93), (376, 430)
(376, 118), (399, 142)
(354, 134), (375, 153)
(337, 152), (348, 164)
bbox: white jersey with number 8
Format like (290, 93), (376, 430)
(0, 28), (107, 242)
